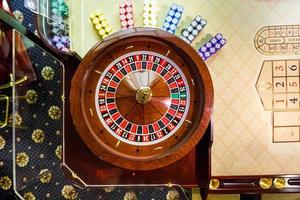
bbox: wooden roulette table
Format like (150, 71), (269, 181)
(4, 0), (300, 199)
(59, 1), (300, 194)
(29, 0), (214, 189)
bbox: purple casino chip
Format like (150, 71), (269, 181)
(60, 36), (68, 43)
(215, 43), (221, 50)
(55, 42), (63, 49)
(204, 51), (211, 58)
(211, 38), (218, 45)
(209, 47), (216, 54)
(215, 33), (223, 40)
(200, 46), (207, 53)
(52, 35), (60, 42)
(205, 42), (212, 48)
(220, 38), (226, 45)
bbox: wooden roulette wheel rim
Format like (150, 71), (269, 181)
(70, 27), (213, 171)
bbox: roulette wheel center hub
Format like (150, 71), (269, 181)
(136, 86), (152, 104)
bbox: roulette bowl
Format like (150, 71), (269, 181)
(69, 27), (213, 171)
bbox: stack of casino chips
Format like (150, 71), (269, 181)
(50, 0), (70, 51)
(119, 0), (134, 29)
(51, 15), (69, 36)
(143, 0), (157, 27)
(198, 33), (226, 61)
(51, 0), (69, 18)
(90, 11), (113, 39)
(52, 35), (70, 52)
(162, 4), (184, 34)
(180, 15), (207, 44)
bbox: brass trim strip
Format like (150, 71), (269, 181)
(0, 95), (9, 128)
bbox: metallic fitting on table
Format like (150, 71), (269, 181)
(209, 179), (220, 190)
(273, 177), (286, 189)
(259, 178), (273, 189)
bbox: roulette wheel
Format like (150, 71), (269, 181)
(69, 27), (213, 171)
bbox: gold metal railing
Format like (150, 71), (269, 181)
(0, 94), (9, 128)
(0, 74), (28, 128)
(0, 74), (27, 89)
